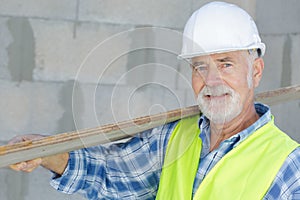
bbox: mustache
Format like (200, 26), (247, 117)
(199, 85), (234, 97)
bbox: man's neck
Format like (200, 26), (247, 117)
(209, 103), (259, 151)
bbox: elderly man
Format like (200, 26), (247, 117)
(10, 1), (300, 199)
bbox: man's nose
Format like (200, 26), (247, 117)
(203, 67), (223, 86)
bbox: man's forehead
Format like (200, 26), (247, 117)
(191, 50), (247, 63)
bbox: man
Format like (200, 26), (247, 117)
(10, 1), (300, 199)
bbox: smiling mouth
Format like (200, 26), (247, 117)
(205, 93), (230, 99)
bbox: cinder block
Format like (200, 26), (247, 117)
(0, 169), (8, 200)
(74, 83), (153, 130)
(291, 34), (300, 85)
(256, 0), (300, 34)
(0, 17), (13, 80)
(116, 27), (188, 95)
(70, 82), (106, 130)
(0, 0), (76, 20)
(256, 34), (285, 93)
(72, 82), (194, 132)
(0, 168), (84, 200)
(161, 87), (195, 109)
(31, 19), (133, 84)
(0, 168), (27, 200)
(0, 80), (64, 141)
(0, 81), (33, 140)
(79, 0), (192, 29)
(125, 63), (179, 92)
(124, 27), (190, 91)
(151, 28), (189, 90)
(270, 100), (300, 142)
(125, 27), (182, 88)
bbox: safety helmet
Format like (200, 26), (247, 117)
(178, 1), (266, 59)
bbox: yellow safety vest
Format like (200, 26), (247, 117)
(156, 115), (299, 200)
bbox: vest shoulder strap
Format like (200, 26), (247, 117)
(156, 115), (201, 200)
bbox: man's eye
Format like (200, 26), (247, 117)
(194, 65), (208, 72)
(221, 63), (233, 68)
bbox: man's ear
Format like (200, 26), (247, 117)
(252, 57), (264, 88)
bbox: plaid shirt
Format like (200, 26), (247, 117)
(51, 103), (300, 199)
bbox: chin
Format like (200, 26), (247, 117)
(198, 99), (242, 124)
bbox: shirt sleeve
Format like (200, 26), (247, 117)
(263, 147), (300, 200)
(50, 121), (177, 199)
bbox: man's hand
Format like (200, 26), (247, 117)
(8, 134), (69, 175)
(9, 134), (45, 172)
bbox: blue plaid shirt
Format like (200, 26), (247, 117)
(51, 103), (300, 199)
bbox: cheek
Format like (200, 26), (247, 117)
(226, 68), (250, 89)
(221, 73), (250, 97)
(228, 77), (252, 102)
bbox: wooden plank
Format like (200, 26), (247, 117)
(0, 106), (200, 168)
(0, 84), (300, 168)
(255, 84), (300, 105)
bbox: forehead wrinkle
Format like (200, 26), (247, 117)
(215, 57), (235, 63)
(191, 51), (246, 65)
(192, 57), (235, 67)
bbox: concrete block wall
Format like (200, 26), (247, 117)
(0, 0), (299, 199)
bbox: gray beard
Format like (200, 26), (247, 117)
(197, 85), (243, 124)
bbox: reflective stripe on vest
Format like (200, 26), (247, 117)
(156, 116), (299, 200)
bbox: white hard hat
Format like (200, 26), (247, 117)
(178, 1), (266, 59)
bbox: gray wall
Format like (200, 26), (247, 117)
(0, 0), (300, 199)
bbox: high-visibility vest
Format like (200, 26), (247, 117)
(156, 115), (299, 200)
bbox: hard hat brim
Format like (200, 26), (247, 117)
(178, 43), (266, 60)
